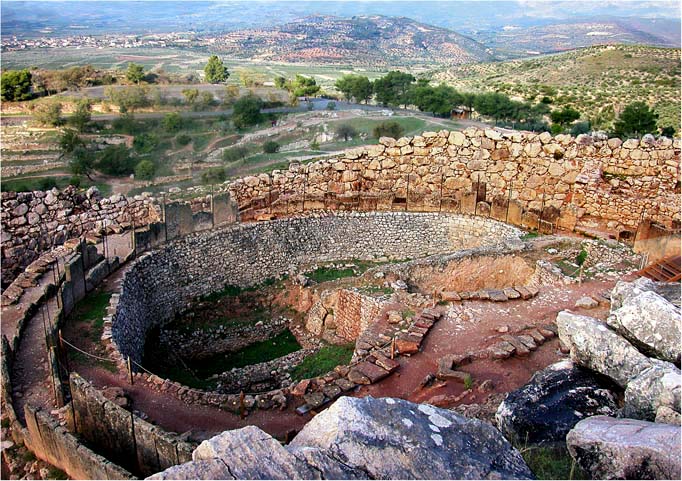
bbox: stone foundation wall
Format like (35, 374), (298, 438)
(69, 374), (194, 477)
(159, 316), (289, 360)
(228, 129), (680, 234)
(331, 289), (385, 342)
(112, 212), (520, 364)
(1, 187), (159, 288)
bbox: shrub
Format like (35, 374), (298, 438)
(335, 123), (357, 141)
(161, 112), (183, 132)
(222, 145), (249, 162)
(201, 166), (226, 184)
(232, 95), (264, 128)
(33, 102), (63, 126)
(263, 141), (280, 153)
(133, 133), (159, 153)
(69, 176), (82, 188)
(326, 101), (336, 110)
(135, 160), (155, 180)
(175, 133), (192, 146)
(96, 144), (136, 176)
(570, 121), (591, 136)
(373, 121), (404, 139)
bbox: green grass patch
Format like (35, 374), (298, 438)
(190, 330), (302, 377)
(521, 231), (540, 240)
(521, 446), (587, 480)
(308, 266), (357, 283)
(0, 175), (111, 196)
(290, 344), (355, 381)
(46, 468), (68, 480)
(72, 291), (112, 342)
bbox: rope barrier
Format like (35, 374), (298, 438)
(60, 337), (118, 363)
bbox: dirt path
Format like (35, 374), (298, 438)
(355, 278), (615, 407)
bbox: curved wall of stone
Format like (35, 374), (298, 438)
(112, 212), (521, 362)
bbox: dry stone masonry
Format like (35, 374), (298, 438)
(111, 212), (519, 365)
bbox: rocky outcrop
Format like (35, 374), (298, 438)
(149, 396), (534, 480)
(557, 310), (681, 421)
(566, 416), (681, 480)
(290, 396), (533, 480)
(496, 360), (618, 446)
(607, 290), (681, 364)
(623, 359), (682, 421)
(556, 311), (652, 388)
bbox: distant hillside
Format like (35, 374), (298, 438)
(433, 44), (681, 132)
(204, 15), (494, 67)
(470, 18), (680, 59)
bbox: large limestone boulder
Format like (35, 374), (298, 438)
(557, 311), (681, 420)
(496, 360), (618, 446)
(566, 416), (681, 480)
(290, 396), (534, 479)
(623, 359), (681, 421)
(188, 425), (319, 479)
(609, 277), (657, 311)
(610, 277), (680, 311)
(607, 290), (681, 364)
(556, 311), (652, 388)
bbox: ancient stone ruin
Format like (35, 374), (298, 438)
(1, 128), (680, 480)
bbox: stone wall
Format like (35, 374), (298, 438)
(228, 129), (680, 234)
(112, 212), (520, 364)
(159, 316), (289, 360)
(1, 186), (159, 288)
(69, 373), (194, 477)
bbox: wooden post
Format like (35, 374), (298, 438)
(390, 337), (396, 360)
(127, 357), (134, 385)
(405, 174), (410, 212)
(439, 171), (444, 212)
(239, 391), (246, 420)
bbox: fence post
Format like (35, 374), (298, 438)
(127, 357), (134, 385)
(405, 174), (410, 212)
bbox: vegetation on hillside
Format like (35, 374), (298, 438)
(433, 45), (680, 133)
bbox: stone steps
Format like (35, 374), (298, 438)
(440, 285), (539, 304)
(487, 324), (557, 360)
(293, 308), (443, 413)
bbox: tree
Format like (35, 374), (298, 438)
(223, 145), (249, 162)
(613, 101), (658, 138)
(33, 102), (63, 126)
(550, 106), (581, 126)
(335, 74), (372, 103)
(473, 92), (513, 124)
(291, 75), (320, 98)
(202, 167), (226, 184)
(162, 112), (183, 132)
(232, 95), (264, 128)
(134, 160), (155, 180)
(126, 63), (145, 84)
(263, 141), (280, 153)
(1, 70), (32, 101)
(182, 88), (199, 105)
(335, 123), (357, 141)
(105, 85), (149, 112)
(373, 121), (405, 139)
(59, 129), (84, 155)
(68, 146), (96, 181)
(68, 98), (92, 132)
(274, 76), (287, 89)
(204, 55), (229, 84)
(96, 144), (135, 176)
(373, 71), (415, 108)
(660, 126), (676, 137)
(410, 83), (462, 117)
